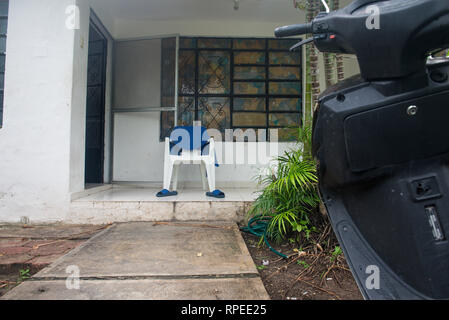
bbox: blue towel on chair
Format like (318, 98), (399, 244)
(169, 126), (219, 167)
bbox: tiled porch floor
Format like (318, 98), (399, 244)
(69, 186), (260, 224)
(76, 186), (259, 202)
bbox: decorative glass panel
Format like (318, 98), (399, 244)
(233, 113), (266, 127)
(269, 113), (301, 127)
(234, 51), (265, 65)
(268, 39), (298, 50)
(269, 98), (301, 112)
(161, 37), (304, 141)
(234, 66), (265, 80)
(160, 111), (175, 139)
(233, 39), (266, 50)
(178, 50), (196, 94)
(0, 37), (5, 54)
(0, 18), (7, 35)
(178, 97), (195, 126)
(198, 51), (230, 94)
(198, 97), (230, 133)
(198, 38), (231, 49)
(234, 82), (265, 95)
(273, 128), (300, 142)
(234, 98), (266, 111)
(269, 52), (301, 65)
(180, 37), (196, 49)
(0, 2), (7, 16)
(269, 82), (301, 95)
(269, 67), (300, 80)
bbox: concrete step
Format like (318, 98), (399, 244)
(69, 188), (257, 224)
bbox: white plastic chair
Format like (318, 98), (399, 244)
(163, 128), (216, 192)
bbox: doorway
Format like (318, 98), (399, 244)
(85, 21), (107, 185)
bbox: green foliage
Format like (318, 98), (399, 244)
(18, 269), (30, 282)
(331, 246), (343, 262)
(249, 126), (320, 244)
(297, 260), (310, 269)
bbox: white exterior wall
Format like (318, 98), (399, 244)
(0, 0), (77, 223)
(0, 0), (114, 223)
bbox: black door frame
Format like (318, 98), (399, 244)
(85, 18), (108, 185)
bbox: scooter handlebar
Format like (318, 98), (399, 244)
(274, 23), (312, 38)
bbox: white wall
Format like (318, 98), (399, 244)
(0, 0), (115, 223)
(0, 0), (76, 223)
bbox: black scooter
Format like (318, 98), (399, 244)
(275, 0), (449, 300)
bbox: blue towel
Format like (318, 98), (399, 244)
(169, 126), (219, 167)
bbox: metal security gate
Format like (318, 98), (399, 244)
(85, 21), (107, 184)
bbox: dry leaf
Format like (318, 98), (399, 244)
(293, 248), (307, 257)
(197, 252), (203, 257)
(316, 243), (323, 252)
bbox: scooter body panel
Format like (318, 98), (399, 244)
(313, 61), (449, 299)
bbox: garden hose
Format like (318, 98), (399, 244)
(241, 215), (288, 259)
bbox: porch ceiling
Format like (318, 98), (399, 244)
(91, 0), (304, 23)
(89, 0), (309, 38)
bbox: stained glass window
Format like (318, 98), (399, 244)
(162, 37), (302, 141)
(198, 38), (231, 49)
(234, 66), (265, 80)
(234, 98), (266, 112)
(269, 113), (301, 127)
(198, 97), (230, 134)
(233, 113), (267, 127)
(178, 97), (195, 127)
(234, 52), (266, 65)
(269, 67), (301, 80)
(269, 98), (301, 112)
(269, 82), (302, 95)
(233, 39), (266, 50)
(234, 82), (265, 95)
(198, 51), (230, 94)
(269, 52), (301, 65)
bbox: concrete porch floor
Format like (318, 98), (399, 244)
(1, 222), (269, 300)
(69, 186), (260, 224)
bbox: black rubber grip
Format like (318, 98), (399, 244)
(275, 23), (313, 37)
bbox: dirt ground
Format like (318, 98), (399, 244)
(241, 232), (363, 300)
(0, 224), (110, 297)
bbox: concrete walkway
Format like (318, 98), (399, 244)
(1, 222), (269, 300)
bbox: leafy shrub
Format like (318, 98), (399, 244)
(248, 126), (320, 244)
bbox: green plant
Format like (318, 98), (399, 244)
(18, 268), (30, 282)
(297, 260), (310, 269)
(248, 125), (320, 244)
(257, 265), (267, 270)
(331, 246), (343, 262)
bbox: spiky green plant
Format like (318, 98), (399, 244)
(249, 126), (320, 244)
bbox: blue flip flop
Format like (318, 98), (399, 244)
(156, 189), (178, 197)
(206, 190), (225, 199)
